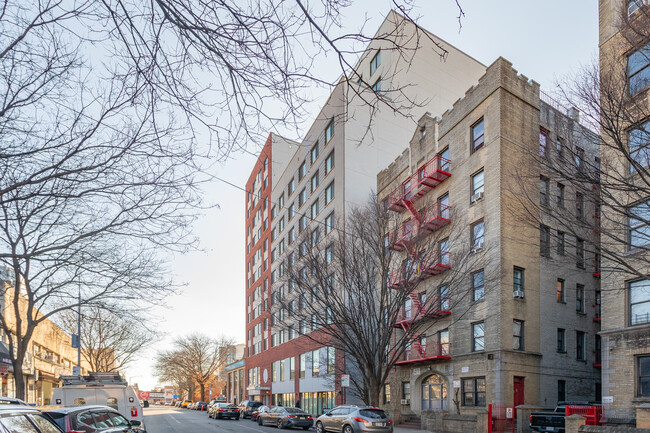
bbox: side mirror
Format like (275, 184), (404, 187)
(130, 420), (141, 426)
(326, 412), (333, 416)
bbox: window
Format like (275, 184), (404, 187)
(471, 220), (485, 249)
(384, 384), (391, 405)
(325, 244), (333, 264)
(325, 119), (335, 144)
(629, 200), (650, 248)
(325, 212), (334, 233)
(299, 188), (307, 207)
(577, 331), (586, 361)
(299, 215), (307, 232)
(556, 137), (564, 158)
(513, 267), (525, 295)
(628, 42), (650, 95)
(576, 192), (584, 220)
(288, 228), (295, 244)
(558, 380), (566, 403)
(629, 122), (650, 172)
(472, 322), (485, 351)
(279, 194), (284, 209)
(557, 279), (566, 303)
(540, 225), (551, 256)
(576, 238), (585, 268)
(327, 346), (335, 374)
(325, 151), (334, 174)
(402, 382), (411, 400)
(288, 178), (295, 196)
(557, 183), (565, 207)
(471, 170), (485, 199)
(630, 279), (650, 325)
(299, 162), (306, 181)
(311, 228), (319, 247)
(370, 50), (381, 75)
(629, 0), (645, 16)
(472, 270), (485, 301)
(278, 217), (285, 232)
(513, 320), (524, 351)
(311, 199), (319, 219)
(311, 143), (319, 165)
(290, 357), (295, 380)
(540, 129), (548, 157)
(557, 328), (566, 352)
(311, 172), (319, 193)
(280, 359), (285, 381)
(540, 176), (549, 206)
(325, 181), (334, 204)
(557, 231), (565, 255)
(372, 78), (382, 92)
(471, 119), (485, 152)
(576, 284), (585, 313)
(312, 350), (320, 376)
(638, 355), (650, 396)
(576, 147), (585, 171)
(462, 377), (486, 407)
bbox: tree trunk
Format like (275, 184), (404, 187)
(200, 383), (205, 402)
(12, 361), (25, 400)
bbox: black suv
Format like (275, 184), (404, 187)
(238, 401), (263, 419)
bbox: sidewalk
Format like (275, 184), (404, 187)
(393, 427), (430, 433)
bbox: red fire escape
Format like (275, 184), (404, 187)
(386, 154), (452, 365)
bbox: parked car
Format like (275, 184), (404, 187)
(0, 405), (64, 432)
(251, 405), (271, 422)
(195, 402), (208, 411)
(238, 400), (263, 419)
(530, 402), (601, 433)
(46, 405), (144, 432)
(181, 400), (192, 408)
(51, 373), (144, 430)
(258, 406), (313, 430)
(0, 397), (28, 405)
(315, 406), (392, 433)
(208, 403), (240, 420)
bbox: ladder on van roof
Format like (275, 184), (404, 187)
(59, 372), (127, 385)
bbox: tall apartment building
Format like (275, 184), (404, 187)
(377, 57), (601, 416)
(243, 10), (487, 412)
(245, 133), (296, 402)
(598, 0), (650, 420)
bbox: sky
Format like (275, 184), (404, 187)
(126, 0), (600, 391)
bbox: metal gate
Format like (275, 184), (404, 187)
(488, 404), (515, 433)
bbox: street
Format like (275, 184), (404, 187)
(143, 406), (313, 433)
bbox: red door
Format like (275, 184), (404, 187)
(513, 377), (525, 407)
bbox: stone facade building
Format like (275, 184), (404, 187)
(377, 57), (601, 417)
(598, 0), (650, 421)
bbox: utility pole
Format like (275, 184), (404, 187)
(77, 285), (81, 373)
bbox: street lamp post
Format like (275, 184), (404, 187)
(77, 286), (81, 374)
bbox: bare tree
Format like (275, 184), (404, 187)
(58, 306), (157, 373)
(275, 196), (488, 406)
(154, 334), (234, 402)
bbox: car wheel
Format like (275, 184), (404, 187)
(316, 421), (324, 433)
(277, 419), (285, 429)
(343, 425), (354, 433)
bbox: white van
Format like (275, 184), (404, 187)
(51, 373), (145, 430)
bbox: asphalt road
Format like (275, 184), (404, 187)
(143, 406), (314, 433)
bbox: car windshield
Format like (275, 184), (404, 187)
(285, 408), (307, 414)
(359, 409), (387, 419)
(216, 403), (231, 408)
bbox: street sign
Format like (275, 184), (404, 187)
(0, 365), (7, 376)
(72, 366), (81, 376)
(506, 408), (513, 419)
(173, 395), (180, 399)
(341, 374), (350, 387)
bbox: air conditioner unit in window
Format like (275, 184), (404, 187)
(471, 191), (484, 203)
(400, 399), (410, 405)
(513, 290), (525, 299)
(471, 242), (484, 253)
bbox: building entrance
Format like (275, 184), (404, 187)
(421, 374), (447, 411)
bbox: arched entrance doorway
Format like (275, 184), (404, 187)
(421, 374), (447, 411)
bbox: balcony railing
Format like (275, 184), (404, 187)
(387, 155), (451, 213)
(394, 296), (451, 327)
(387, 203), (452, 252)
(388, 252), (451, 289)
(395, 341), (452, 365)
